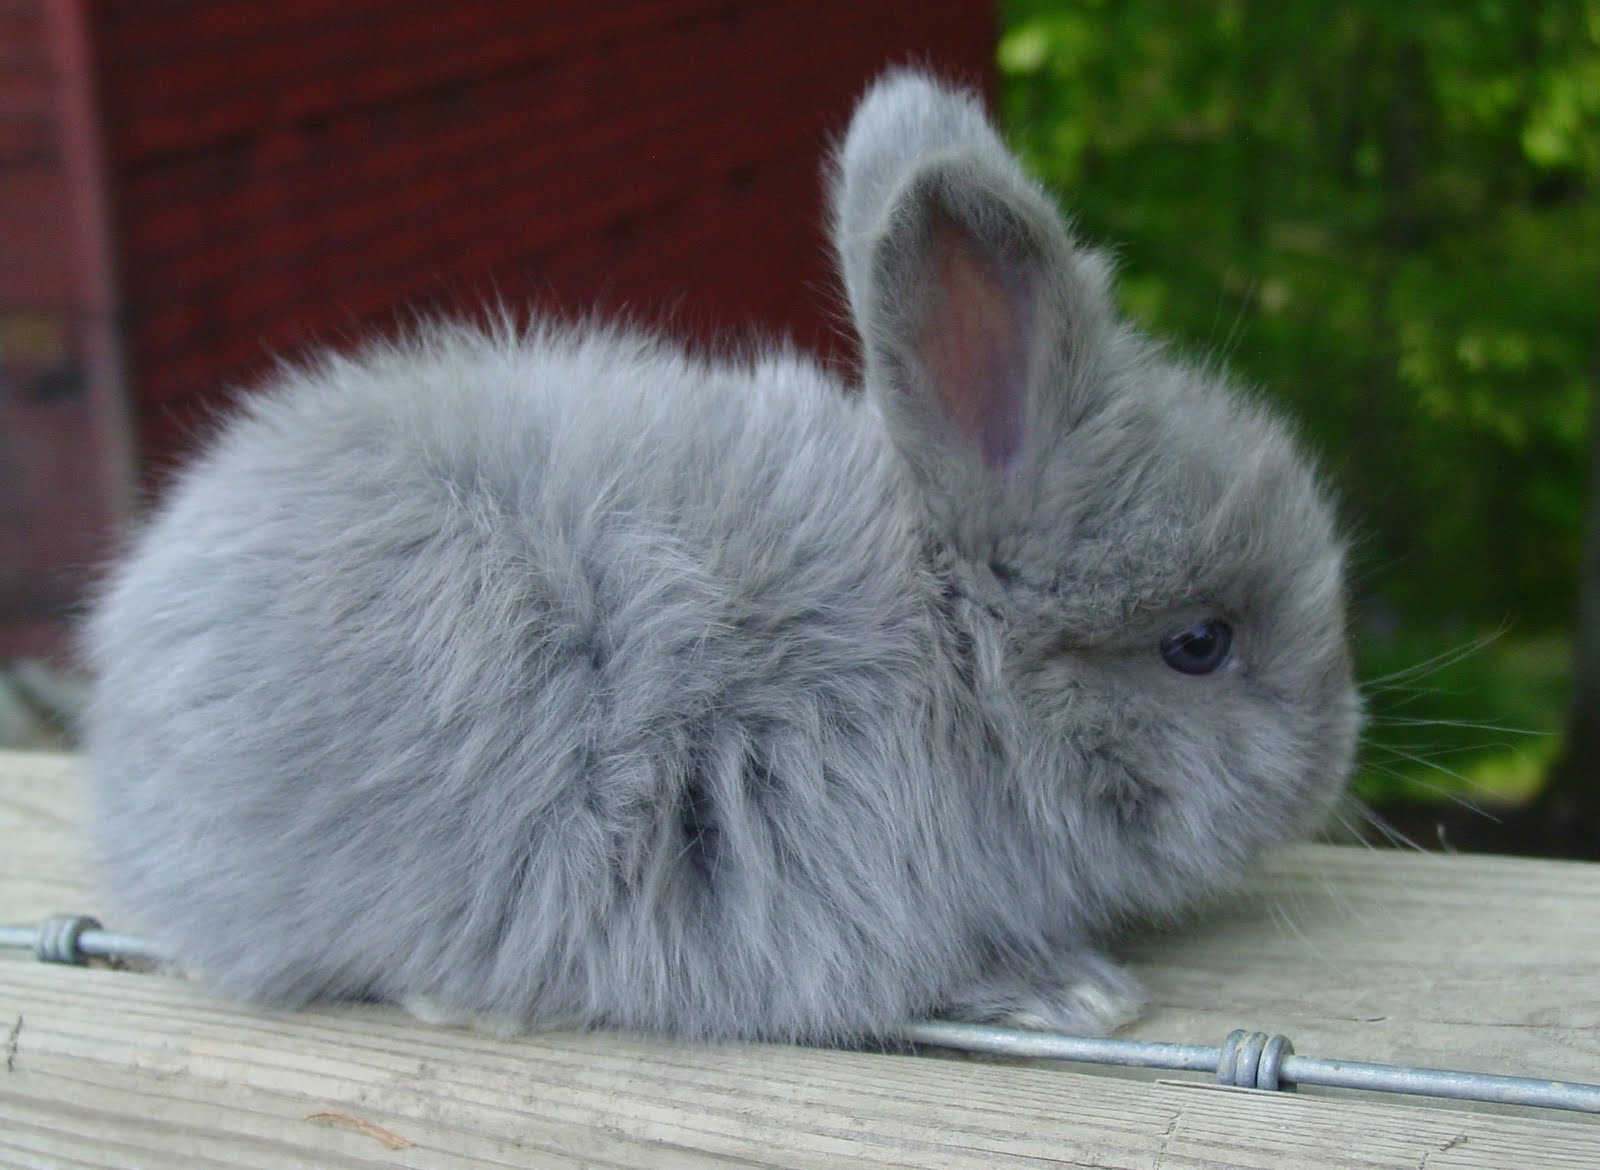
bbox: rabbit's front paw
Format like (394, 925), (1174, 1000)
(943, 953), (1145, 1035)
(402, 994), (531, 1039)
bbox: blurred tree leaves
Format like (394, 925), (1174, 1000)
(998, 1), (1600, 830)
(999, 0), (1599, 634)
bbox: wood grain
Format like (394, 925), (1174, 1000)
(2, 750), (1596, 1167)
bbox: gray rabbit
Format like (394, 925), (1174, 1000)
(83, 71), (1360, 1043)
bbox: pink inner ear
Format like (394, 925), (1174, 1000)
(917, 216), (1034, 471)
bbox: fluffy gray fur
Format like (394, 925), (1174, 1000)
(83, 71), (1359, 1043)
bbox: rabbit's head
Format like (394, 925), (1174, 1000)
(833, 72), (1359, 921)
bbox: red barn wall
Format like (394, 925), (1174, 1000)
(2, 1), (996, 661)
(1, 0), (126, 660)
(89, 1), (999, 472)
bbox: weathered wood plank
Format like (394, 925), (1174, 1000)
(4, 963), (1596, 1169)
(1, 750), (1596, 1167)
(1125, 846), (1600, 1082)
(0, 750), (90, 916)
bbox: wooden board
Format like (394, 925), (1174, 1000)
(2, 749), (1596, 1167)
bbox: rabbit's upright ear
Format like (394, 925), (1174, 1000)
(832, 72), (1111, 546)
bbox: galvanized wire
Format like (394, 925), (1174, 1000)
(4, 918), (1596, 1114)
(0, 915), (169, 966)
(901, 1021), (1600, 1115)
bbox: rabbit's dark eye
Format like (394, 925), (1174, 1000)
(1160, 619), (1233, 675)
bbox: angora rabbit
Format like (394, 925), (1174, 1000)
(84, 71), (1359, 1043)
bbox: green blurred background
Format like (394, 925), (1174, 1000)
(998, 0), (1600, 853)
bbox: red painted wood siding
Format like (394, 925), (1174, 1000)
(0, 0), (122, 660)
(90, 1), (999, 472)
(2, 1), (994, 660)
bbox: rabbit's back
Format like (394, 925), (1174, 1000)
(86, 323), (968, 1038)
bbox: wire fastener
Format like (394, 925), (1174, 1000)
(0, 915), (169, 966)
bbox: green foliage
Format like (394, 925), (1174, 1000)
(1356, 633), (1567, 806)
(999, 1), (1599, 803)
(1000, 0), (1599, 628)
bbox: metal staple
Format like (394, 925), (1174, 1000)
(3, 917), (1596, 1114)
